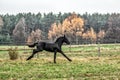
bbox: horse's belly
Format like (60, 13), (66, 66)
(44, 43), (59, 52)
(44, 48), (54, 52)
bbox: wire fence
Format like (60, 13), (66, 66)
(0, 39), (120, 60)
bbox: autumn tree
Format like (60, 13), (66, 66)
(48, 13), (84, 43)
(82, 27), (97, 43)
(97, 30), (105, 39)
(63, 13), (84, 40)
(27, 29), (42, 44)
(48, 23), (63, 40)
(13, 17), (26, 44)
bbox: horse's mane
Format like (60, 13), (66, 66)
(55, 36), (64, 43)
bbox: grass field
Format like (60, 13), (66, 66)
(0, 44), (120, 80)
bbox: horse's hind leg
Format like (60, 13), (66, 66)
(26, 49), (40, 60)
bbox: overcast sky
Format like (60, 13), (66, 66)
(0, 0), (120, 15)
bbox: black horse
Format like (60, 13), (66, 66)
(26, 35), (72, 63)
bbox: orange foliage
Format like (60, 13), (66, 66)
(48, 23), (63, 39)
(97, 30), (105, 39)
(62, 13), (84, 35)
(48, 12), (97, 42)
(82, 27), (97, 41)
(48, 13), (84, 40)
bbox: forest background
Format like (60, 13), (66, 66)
(0, 12), (120, 44)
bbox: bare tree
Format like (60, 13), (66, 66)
(27, 29), (42, 44)
(0, 16), (4, 31)
(13, 17), (26, 44)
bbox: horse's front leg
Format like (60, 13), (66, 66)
(60, 50), (72, 62)
(54, 50), (57, 63)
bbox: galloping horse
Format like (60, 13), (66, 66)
(26, 35), (72, 63)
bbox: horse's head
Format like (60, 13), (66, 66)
(63, 35), (70, 44)
(55, 35), (70, 45)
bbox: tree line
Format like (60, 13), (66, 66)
(0, 12), (120, 44)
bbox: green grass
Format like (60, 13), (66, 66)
(0, 44), (120, 80)
(0, 57), (120, 80)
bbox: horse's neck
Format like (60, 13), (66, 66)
(55, 38), (63, 48)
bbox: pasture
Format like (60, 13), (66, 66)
(0, 44), (120, 80)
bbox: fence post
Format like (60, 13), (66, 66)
(69, 43), (71, 52)
(97, 39), (101, 57)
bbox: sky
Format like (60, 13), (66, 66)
(0, 0), (120, 15)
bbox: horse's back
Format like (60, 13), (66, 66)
(36, 42), (46, 50)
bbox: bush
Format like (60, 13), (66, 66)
(8, 47), (19, 60)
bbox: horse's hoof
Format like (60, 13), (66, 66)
(26, 59), (29, 61)
(69, 59), (72, 62)
(54, 62), (56, 64)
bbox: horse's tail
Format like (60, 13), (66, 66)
(28, 42), (38, 47)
